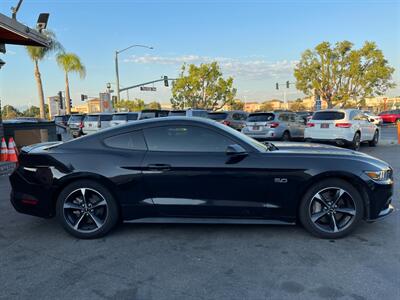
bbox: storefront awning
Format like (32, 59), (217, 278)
(0, 13), (49, 47)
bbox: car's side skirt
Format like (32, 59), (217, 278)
(124, 217), (295, 225)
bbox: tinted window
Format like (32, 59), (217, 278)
(247, 113), (275, 122)
(128, 113), (139, 120)
(192, 111), (208, 117)
(169, 111), (186, 116)
(278, 114), (289, 122)
(103, 131), (147, 150)
(144, 126), (235, 152)
(208, 112), (228, 120)
(312, 111), (345, 120)
(100, 115), (112, 121)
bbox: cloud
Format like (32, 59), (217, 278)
(124, 54), (297, 80)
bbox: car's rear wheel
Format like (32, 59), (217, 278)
(282, 131), (291, 141)
(299, 179), (364, 239)
(350, 132), (361, 150)
(56, 180), (119, 239)
(368, 130), (379, 147)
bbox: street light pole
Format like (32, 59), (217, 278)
(115, 44), (153, 103)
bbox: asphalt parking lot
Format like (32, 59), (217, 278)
(0, 138), (399, 300)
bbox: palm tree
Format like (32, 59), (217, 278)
(56, 53), (86, 114)
(26, 31), (63, 119)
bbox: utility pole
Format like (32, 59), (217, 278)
(114, 44), (153, 103)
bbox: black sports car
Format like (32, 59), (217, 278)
(10, 117), (394, 239)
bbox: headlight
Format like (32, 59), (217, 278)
(364, 169), (392, 181)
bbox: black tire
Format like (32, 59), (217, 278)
(299, 179), (364, 239)
(282, 131), (291, 141)
(350, 132), (361, 150)
(56, 180), (119, 239)
(368, 130), (379, 147)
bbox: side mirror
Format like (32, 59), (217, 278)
(226, 144), (247, 156)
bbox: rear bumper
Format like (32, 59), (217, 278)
(9, 169), (55, 218)
(242, 129), (283, 140)
(305, 138), (352, 146)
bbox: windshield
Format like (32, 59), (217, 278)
(312, 111), (345, 120)
(247, 113), (275, 122)
(208, 112), (228, 120)
(69, 115), (84, 122)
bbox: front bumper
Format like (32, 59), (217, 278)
(364, 179), (395, 221)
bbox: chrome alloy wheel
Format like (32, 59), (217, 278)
(308, 187), (357, 233)
(63, 188), (108, 233)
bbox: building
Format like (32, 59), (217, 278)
(243, 102), (261, 112)
(71, 98), (111, 114)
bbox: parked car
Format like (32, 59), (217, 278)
(305, 109), (379, 150)
(241, 111), (306, 140)
(169, 109), (209, 118)
(207, 111), (248, 131)
(296, 111), (313, 123)
(139, 109), (169, 120)
(379, 109), (400, 124)
(67, 114), (85, 138)
(110, 112), (140, 127)
(363, 111), (383, 126)
(82, 113), (113, 135)
(10, 117), (394, 239)
(3, 117), (47, 123)
(54, 115), (70, 127)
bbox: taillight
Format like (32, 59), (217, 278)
(222, 120), (231, 126)
(269, 122), (279, 128)
(79, 122), (84, 128)
(335, 123), (352, 128)
(306, 123), (315, 127)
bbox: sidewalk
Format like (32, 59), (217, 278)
(0, 162), (16, 176)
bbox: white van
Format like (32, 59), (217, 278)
(82, 113), (113, 135)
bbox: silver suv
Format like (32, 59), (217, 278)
(241, 112), (306, 140)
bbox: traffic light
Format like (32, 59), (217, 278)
(286, 81), (290, 88)
(164, 76), (169, 87)
(275, 83), (279, 90)
(81, 94), (88, 101)
(58, 91), (63, 109)
(69, 98), (72, 109)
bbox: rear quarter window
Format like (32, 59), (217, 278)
(312, 111), (345, 120)
(103, 131), (147, 150)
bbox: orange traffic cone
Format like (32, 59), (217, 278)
(7, 137), (18, 163)
(0, 138), (8, 162)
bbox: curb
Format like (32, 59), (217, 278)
(0, 162), (16, 176)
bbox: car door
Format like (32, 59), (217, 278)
(141, 124), (273, 218)
(353, 112), (372, 141)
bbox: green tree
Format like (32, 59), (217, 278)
(145, 101), (162, 110)
(171, 62), (237, 110)
(259, 101), (274, 111)
(26, 30), (63, 119)
(22, 106), (40, 117)
(56, 52), (86, 114)
(114, 99), (145, 111)
(230, 99), (245, 110)
(294, 41), (395, 108)
(2, 105), (21, 120)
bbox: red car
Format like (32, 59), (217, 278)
(379, 110), (400, 124)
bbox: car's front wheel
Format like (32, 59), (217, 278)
(299, 179), (364, 239)
(56, 180), (119, 239)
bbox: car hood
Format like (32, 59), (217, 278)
(269, 142), (390, 168)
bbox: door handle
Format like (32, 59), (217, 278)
(147, 164), (171, 171)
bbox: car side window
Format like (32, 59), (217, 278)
(101, 115), (112, 121)
(288, 114), (296, 122)
(143, 125), (235, 152)
(232, 113), (241, 120)
(278, 114), (288, 122)
(103, 131), (147, 151)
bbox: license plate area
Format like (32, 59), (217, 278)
(252, 126), (260, 130)
(320, 123), (329, 128)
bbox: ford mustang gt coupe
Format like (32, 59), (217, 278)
(10, 117), (394, 239)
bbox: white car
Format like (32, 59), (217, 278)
(110, 112), (140, 127)
(304, 109), (379, 150)
(82, 113), (113, 135)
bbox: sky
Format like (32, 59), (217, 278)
(0, 0), (399, 109)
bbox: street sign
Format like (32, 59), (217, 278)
(140, 86), (157, 92)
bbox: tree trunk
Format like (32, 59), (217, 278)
(65, 72), (71, 114)
(34, 60), (46, 119)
